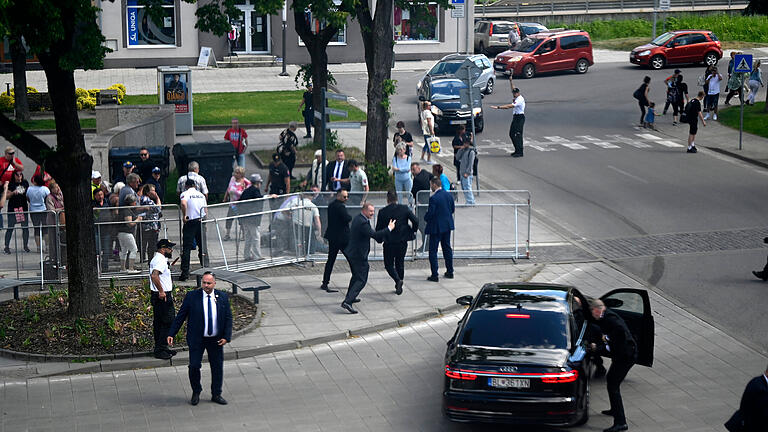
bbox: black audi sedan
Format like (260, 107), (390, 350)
(443, 282), (654, 427)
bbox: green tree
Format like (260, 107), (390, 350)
(743, 0), (768, 16)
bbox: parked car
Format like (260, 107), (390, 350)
(443, 282), (654, 426)
(630, 30), (722, 70)
(418, 53), (495, 95)
(493, 30), (593, 79)
(473, 20), (548, 56)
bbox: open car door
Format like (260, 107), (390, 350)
(600, 288), (654, 367)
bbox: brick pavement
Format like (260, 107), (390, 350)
(0, 261), (764, 431)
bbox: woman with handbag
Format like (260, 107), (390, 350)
(4, 170), (30, 254)
(419, 100), (435, 165)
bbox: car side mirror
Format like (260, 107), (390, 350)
(456, 295), (473, 306)
(603, 298), (624, 308)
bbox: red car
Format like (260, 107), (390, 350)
(493, 30), (593, 79)
(630, 30), (722, 70)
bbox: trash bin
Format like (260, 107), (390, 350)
(108, 146), (170, 184)
(172, 141), (235, 195)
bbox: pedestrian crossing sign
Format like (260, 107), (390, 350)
(733, 54), (753, 73)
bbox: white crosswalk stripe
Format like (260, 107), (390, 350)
(575, 135), (620, 149)
(463, 133), (686, 154)
(606, 134), (652, 148)
(656, 140), (684, 148)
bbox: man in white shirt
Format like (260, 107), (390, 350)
(180, 179), (208, 281)
(419, 100), (436, 164)
(149, 239), (177, 359)
(491, 87), (526, 157)
(703, 67), (723, 120)
(176, 161), (209, 199)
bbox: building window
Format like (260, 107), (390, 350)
(394, 3), (439, 42)
(299, 11), (346, 46)
(126, 0), (176, 47)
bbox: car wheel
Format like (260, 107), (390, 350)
(522, 63), (535, 79)
(572, 377), (590, 427)
(704, 52), (719, 66)
(650, 55), (665, 70)
(475, 117), (484, 133)
(484, 78), (494, 95)
(575, 58), (589, 74)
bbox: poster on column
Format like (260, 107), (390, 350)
(163, 72), (189, 113)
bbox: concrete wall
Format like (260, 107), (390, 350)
(90, 105), (176, 182)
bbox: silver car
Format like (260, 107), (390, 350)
(416, 53), (496, 95)
(475, 20), (549, 56)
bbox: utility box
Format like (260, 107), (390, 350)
(157, 66), (193, 135)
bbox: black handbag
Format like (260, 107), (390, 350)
(724, 409), (744, 432)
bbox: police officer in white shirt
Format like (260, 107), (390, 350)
(491, 87), (526, 158)
(180, 179), (208, 281)
(176, 161), (209, 199)
(150, 239), (177, 359)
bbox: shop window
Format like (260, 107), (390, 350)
(126, 0), (176, 47)
(394, 3), (439, 42)
(299, 10), (346, 45)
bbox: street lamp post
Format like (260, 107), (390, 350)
(279, 3), (289, 77)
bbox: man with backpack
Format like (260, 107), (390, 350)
(682, 91), (706, 154)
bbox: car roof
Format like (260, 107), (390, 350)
(475, 282), (573, 309)
(477, 20), (515, 24)
(669, 29), (711, 34)
(532, 29), (587, 38)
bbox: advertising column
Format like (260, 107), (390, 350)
(157, 66), (193, 135)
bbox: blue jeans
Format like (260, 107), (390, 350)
(394, 176), (413, 204)
(460, 175), (475, 204)
(235, 153), (246, 168)
(428, 231), (454, 277)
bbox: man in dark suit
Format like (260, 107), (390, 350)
(739, 363), (768, 431)
(168, 272), (233, 406)
(341, 202), (395, 314)
(324, 149), (351, 192)
(376, 189), (418, 295)
(410, 162), (433, 249)
(589, 298), (637, 432)
(321, 189), (352, 293)
(424, 177), (455, 282)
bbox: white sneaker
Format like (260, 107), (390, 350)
(713, 114), (718, 121)
(703, 113), (710, 120)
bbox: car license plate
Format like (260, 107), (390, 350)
(449, 120), (467, 125)
(494, 64), (505, 71)
(499, 37), (508, 41)
(488, 377), (530, 389)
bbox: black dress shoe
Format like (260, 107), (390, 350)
(178, 273), (189, 281)
(604, 424), (628, 432)
(154, 351), (172, 360)
(594, 365), (607, 378)
(321, 283), (339, 293)
(427, 275), (439, 282)
(166, 349), (178, 357)
(190, 392), (200, 406)
(395, 280), (403, 295)
(753, 271), (768, 281)
(511, 153), (524, 158)
(351, 298), (361, 303)
(211, 395), (228, 405)
(341, 302), (358, 314)
(601, 409), (616, 416)
(443, 272), (454, 279)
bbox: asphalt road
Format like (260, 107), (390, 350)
(333, 60), (768, 354)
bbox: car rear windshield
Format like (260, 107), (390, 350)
(517, 37), (543, 52)
(430, 61), (463, 76)
(651, 32), (676, 46)
(460, 308), (568, 349)
(492, 23), (515, 34)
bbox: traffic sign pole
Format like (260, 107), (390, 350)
(740, 73), (745, 150)
(733, 53), (753, 151)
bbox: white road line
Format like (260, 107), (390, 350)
(656, 140), (684, 148)
(607, 134), (651, 148)
(543, 136), (568, 142)
(574, 135), (600, 141)
(607, 165), (649, 183)
(529, 145), (555, 152)
(593, 141), (621, 149)
(635, 133), (663, 140)
(561, 143), (588, 149)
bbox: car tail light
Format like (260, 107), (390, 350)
(445, 366), (477, 380)
(505, 313), (530, 319)
(489, 23), (493, 36)
(541, 370), (578, 383)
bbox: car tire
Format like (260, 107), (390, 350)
(572, 378), (590, 427)
(575, 58), (589, 74)
(522, 63), (535, 79)
(650, 55), (665, 70)
(475, 117), (484, 133)
(484, 78), (494, 95)
(704, 52), (719, 66)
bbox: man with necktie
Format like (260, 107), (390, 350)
(425, 177), (455, 282)
(341, 202), (395, 314)
(324, 149), (350, 192)
(321, 189), (352, 293)
(376, 190), (418, 294)
(168, 272), (233, 406)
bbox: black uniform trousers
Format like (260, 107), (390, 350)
(322, 240), (348, 285)
(189, 336), (224, 396)
(181, 218), (204, 276)
(150, 292), (175, 354)
(607, 359), (635, 425)
(344, 257), (369, 304)
(509, 113), (525, 155)
(383, 241), (408, 282)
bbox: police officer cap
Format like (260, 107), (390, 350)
(156, 239), (176, 249)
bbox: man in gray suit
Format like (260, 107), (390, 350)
(341, 202), (395, 314)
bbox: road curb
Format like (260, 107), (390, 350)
(705, 146), (768, 170)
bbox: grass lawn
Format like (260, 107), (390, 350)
(125, 91), (366, 126)
(718, 102), (768, 139)
(16, 118), (97, 130)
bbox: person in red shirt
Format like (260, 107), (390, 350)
(0, 146), (24, 183)
(224, 118), (248, 168)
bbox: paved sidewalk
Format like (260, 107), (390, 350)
(0, 261), (763, 431)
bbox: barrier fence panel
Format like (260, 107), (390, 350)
(416, 190), (531, 259)
(0, 210), (59, 285)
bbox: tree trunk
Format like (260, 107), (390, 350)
(37, 55), (101, 317)
(356, 0), (394, 164)
(9, 35), (30, 122)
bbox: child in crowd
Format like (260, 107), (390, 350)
(644, 101), (657, 130)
